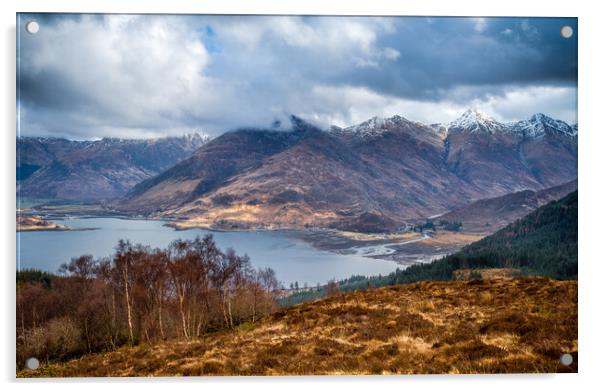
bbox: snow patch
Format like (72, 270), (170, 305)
(337, 115), (413, 139)
(509, 113), (577, 138)
(330, 110), (577, 140)
(448, 109), (506, 134)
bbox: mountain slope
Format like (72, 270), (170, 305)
(438, 180), (577, 233)
(120, 111), (577, 230)
(21, 277), (577, 376)
(120, 121), (311, 215)
(121, 117), (471, 227)
(17, 134), (208, 201)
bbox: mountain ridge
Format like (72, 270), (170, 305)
(343, 110), (578, 139)
(119, 111), (577, 230)
(17, 134), (209, 201)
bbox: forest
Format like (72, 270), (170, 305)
(16, 235), (279, 366)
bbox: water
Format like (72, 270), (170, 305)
(16, 218), (400, 286)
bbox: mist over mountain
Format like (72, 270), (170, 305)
(119, 110), (577, 230)
(17, 134), (209, 202)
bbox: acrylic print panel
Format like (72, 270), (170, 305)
(16, 13), (578, 377)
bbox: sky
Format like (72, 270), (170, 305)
(17, 14), (578, 139)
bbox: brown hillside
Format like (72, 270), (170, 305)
(120, 114), (577, 231)
(20, 277), (577, 377)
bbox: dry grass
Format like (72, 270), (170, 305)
(170, 201), (339, 230)
(336, 231), (422, 242)
(453, 268), (521, 280)
(420, 231), (485, 246)
(19, 277), (577, 377)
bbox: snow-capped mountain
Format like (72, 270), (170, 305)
(428, 110), (577, 139)
(182, 132), (212, 145)
(123, 112), (577, 232)
(332, 109), (577, 141)
(447, 109), (507, 134)
(509, 113), (578, 138)
(335, 115), (414, 138)
(330, 110), (578, 143)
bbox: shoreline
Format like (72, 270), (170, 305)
(17, 226), (99, 232)
(19, 213), (483, 267)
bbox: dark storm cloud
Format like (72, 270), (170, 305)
(205, 16), (576, 102)
(346, 17), (577, 101)
(17, 14), (577, 139)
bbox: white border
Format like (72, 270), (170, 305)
(4, 0), (583, 17)
(2, 1), (601, 390)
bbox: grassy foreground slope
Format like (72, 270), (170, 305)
(20, 277), (576, 376)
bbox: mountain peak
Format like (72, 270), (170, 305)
(462, 108), (490, 119)
(182, 132), (211, 145)
(511, 113), (576, 138)
(531, 113), (550, 122)
(289, 115), (323, 133)
(448, 109), (505, 133)
(340, 114), (411, 138)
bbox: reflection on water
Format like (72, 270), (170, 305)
(17, 218), (399, 286)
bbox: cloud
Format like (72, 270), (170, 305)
(17, 14), (578, 139)
(382, 47), (401, 60)
(299, 84), (577, 128)
(521, 19), (540, 40)
(19, 14), (215, 138)
(474, 18), (487, 33)
(470, 85), (578, 124)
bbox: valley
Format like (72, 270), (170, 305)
(15, 113), (579, 375)
(17, 110), (578, 284)
(18, 111), (577, 237)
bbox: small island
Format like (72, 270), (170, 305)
(17, 214), (75, 232)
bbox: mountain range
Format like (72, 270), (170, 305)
(117, 110), (577, 230)
(17, 134), (209, 201)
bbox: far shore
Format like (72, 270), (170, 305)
(17, 225), (98, 233)
(17, 213), (484, 266)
